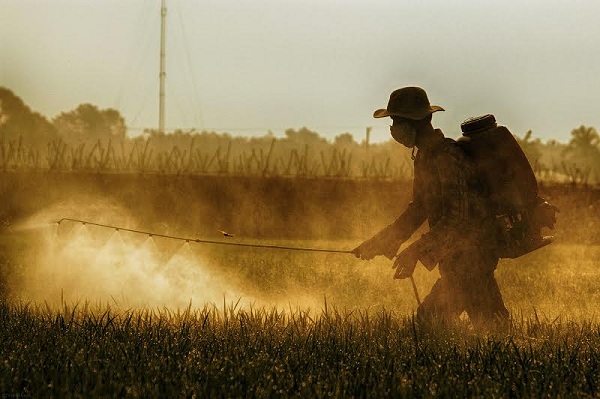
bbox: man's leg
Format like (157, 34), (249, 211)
(436, 247), (509, 330)
(463, 270), (510, 329)
(459, 248), (510, 329)
(416, 277), (464, 324)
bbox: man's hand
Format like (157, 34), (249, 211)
(534, 199), (560, 229)
(352, 237), (397, 260)
(392, 243), (420, 279)
(351, 239), (379, 260)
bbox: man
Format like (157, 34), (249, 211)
(352, 86), (509, 328)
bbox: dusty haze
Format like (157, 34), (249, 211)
(1, 172), (598, 321)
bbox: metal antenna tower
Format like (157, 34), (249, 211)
(159, 0), (167, 134)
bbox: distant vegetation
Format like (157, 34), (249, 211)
(1, 86), (599, 183)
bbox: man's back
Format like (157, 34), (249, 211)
(412, 130), (493, 244)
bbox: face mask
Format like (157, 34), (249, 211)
(390, 121), (417, 148)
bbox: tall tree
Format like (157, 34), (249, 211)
(284, 127), (327, 146)
(0, 87), (56, 145)
(563, 125), (600, 167)
(53, 103), (126, 143)
(334, 132), (358, 147)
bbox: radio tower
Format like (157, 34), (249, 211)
(158, 0), (167, 134)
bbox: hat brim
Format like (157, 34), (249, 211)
(373, 105), (445, 119)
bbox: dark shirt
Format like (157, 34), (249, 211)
(371, 129), (493, 266)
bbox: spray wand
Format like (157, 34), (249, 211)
(55, 218), (354, 254)
(54, 217), (422, 306)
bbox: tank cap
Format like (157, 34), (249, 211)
(461, 114), (497, 134)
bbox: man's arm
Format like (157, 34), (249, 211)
(353, 182), (426, 260)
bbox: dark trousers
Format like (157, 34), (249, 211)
(416, 246), (509, 328)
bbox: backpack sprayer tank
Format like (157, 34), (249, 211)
(458, 114), (557, 258)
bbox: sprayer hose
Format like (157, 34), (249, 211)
(55, 218), (354, 254)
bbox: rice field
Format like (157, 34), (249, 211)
(2, 300), (600, 397)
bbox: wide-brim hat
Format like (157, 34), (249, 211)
(373, 86), (444, 120)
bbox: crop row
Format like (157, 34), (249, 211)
(0, 137), (413, 180)
(0, 136), (597, 184)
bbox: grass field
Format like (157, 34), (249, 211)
(1, 172), (599, 397)
(2, 300), (600, 397)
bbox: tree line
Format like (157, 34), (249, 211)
(1, 86), (598, 183)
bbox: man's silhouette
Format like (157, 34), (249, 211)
(352, 86), (509, 328)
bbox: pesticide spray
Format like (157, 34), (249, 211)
(8, 199), (259, 310)
(6, 195), (425, 314)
